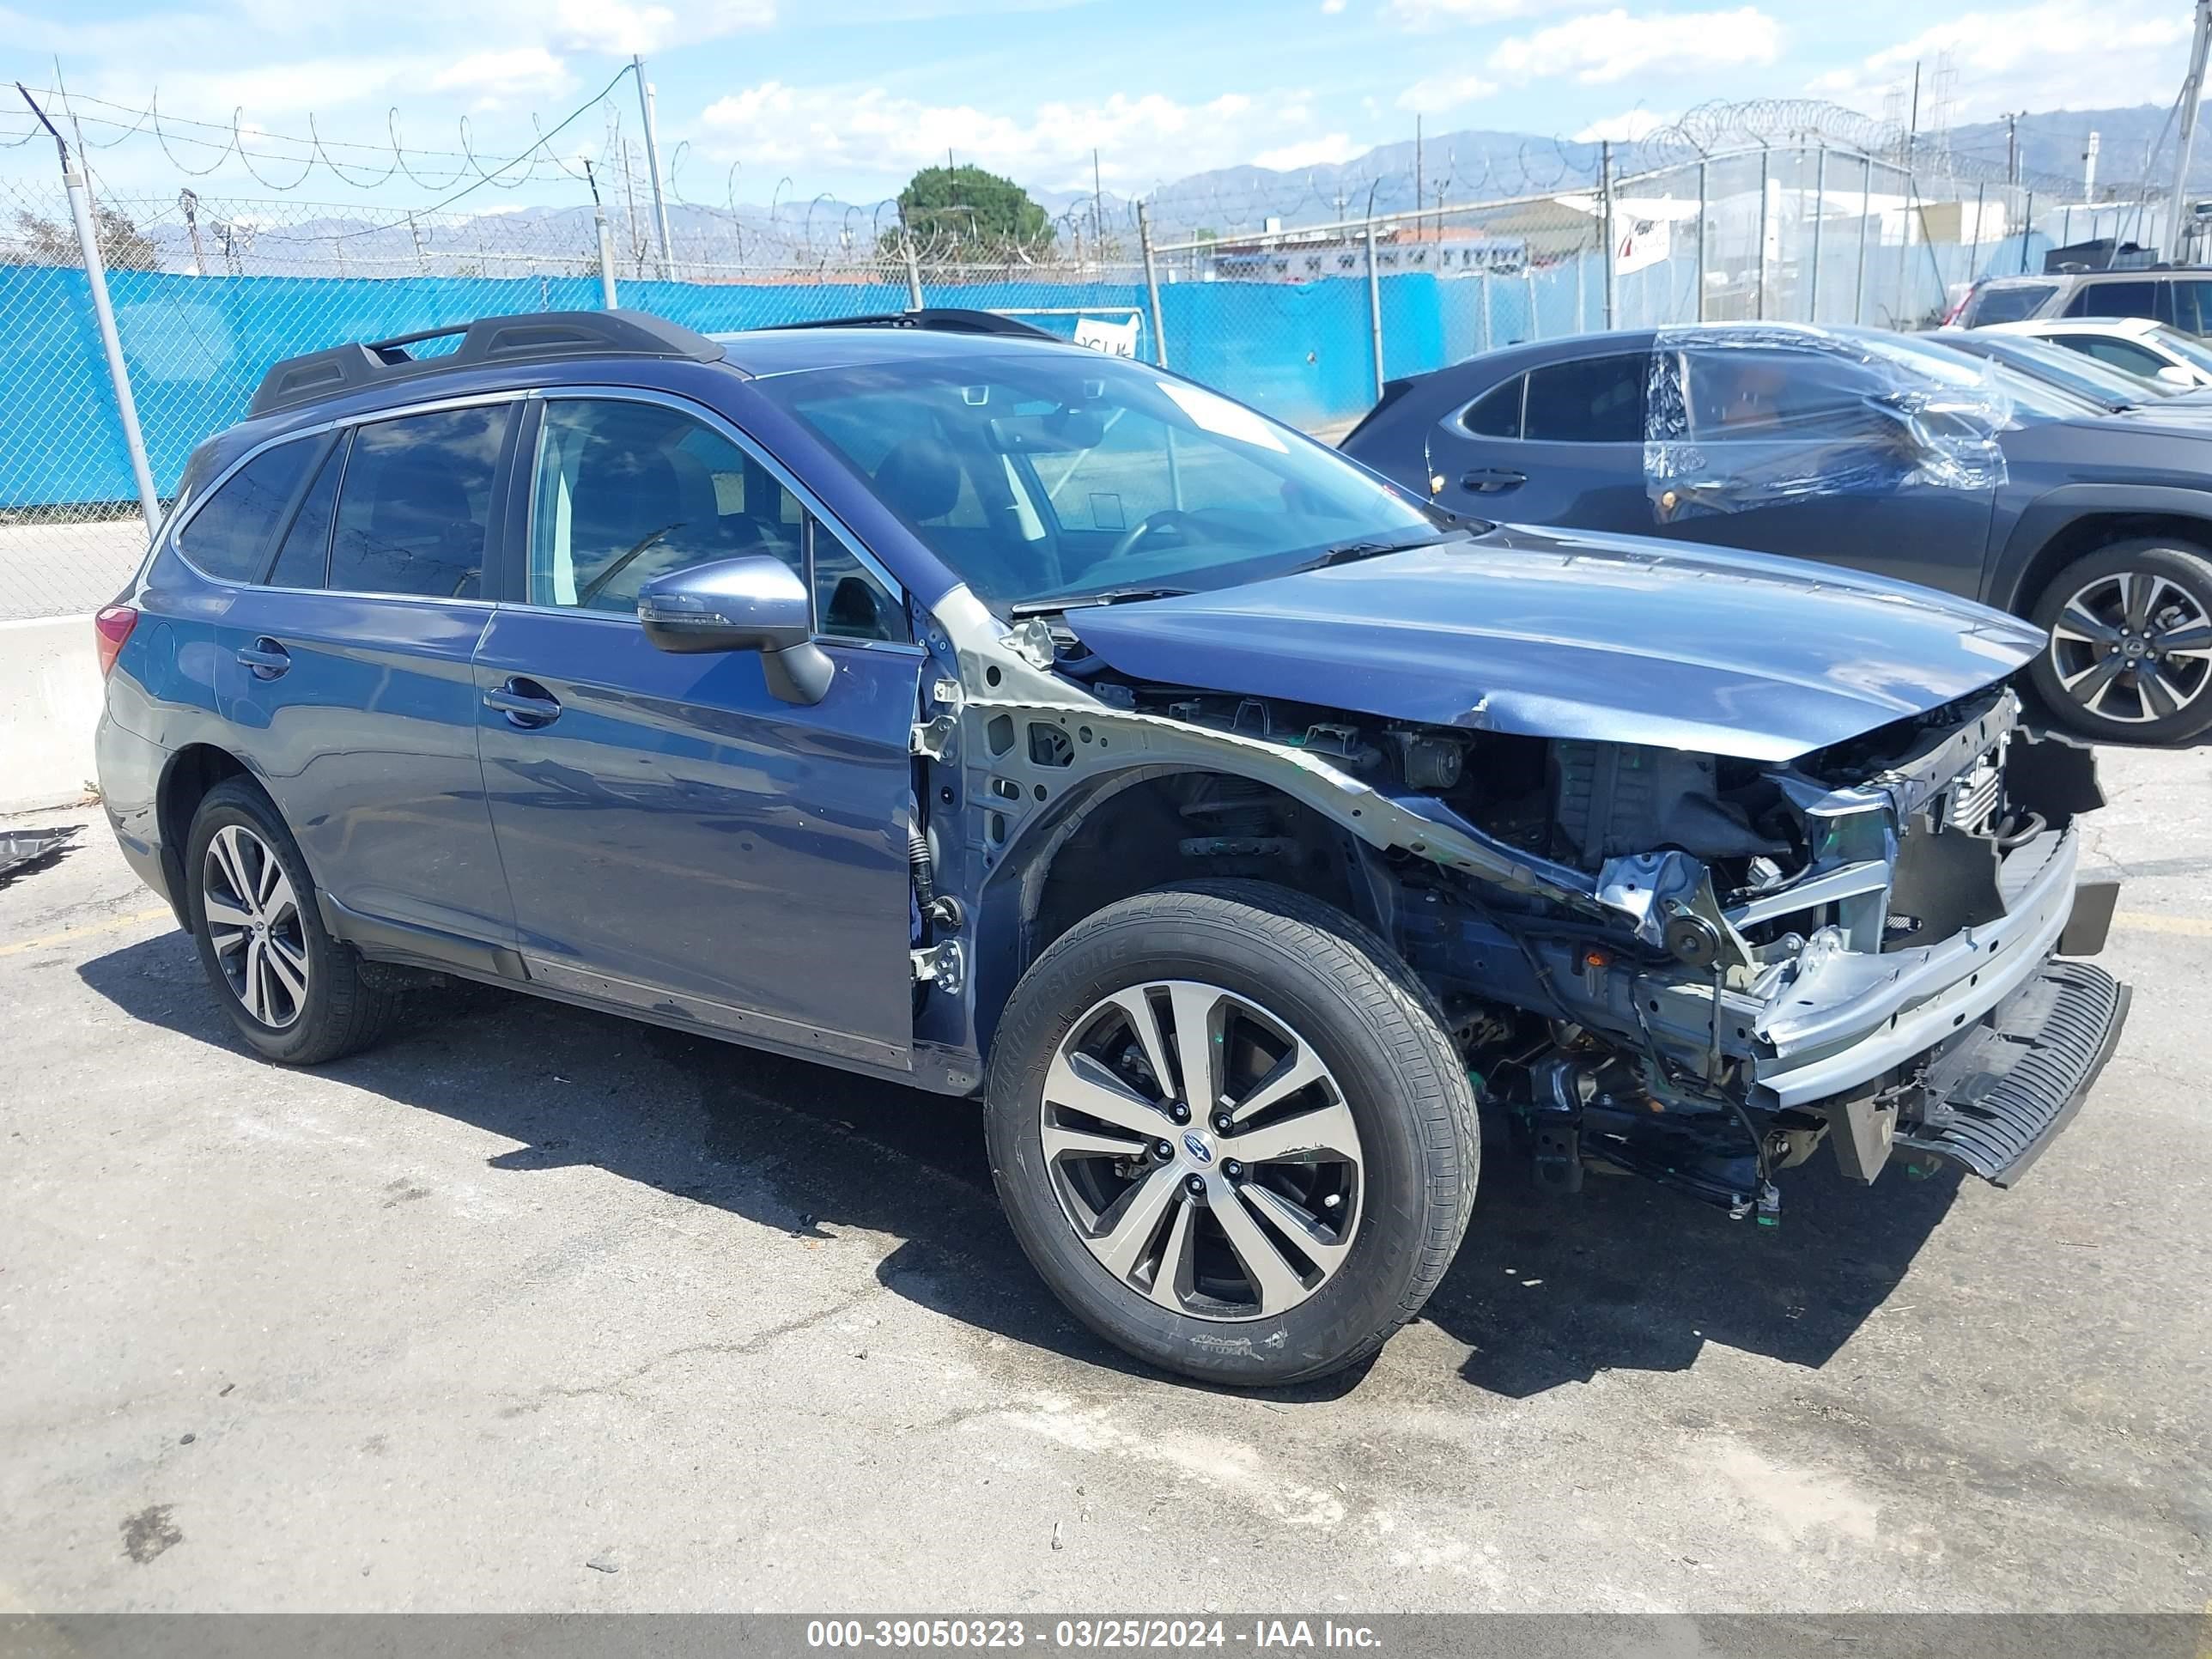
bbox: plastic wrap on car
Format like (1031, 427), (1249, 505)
(1644, 324), (2009, 521)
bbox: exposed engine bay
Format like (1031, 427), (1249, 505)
(911, 598), (2129, 1225)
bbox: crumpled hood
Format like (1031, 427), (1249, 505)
(1066, 526), (2045, 763)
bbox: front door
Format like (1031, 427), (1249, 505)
(474, 392), (922, 1070)
(1650, 342), (1997, 599)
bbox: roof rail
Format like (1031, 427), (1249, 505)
(765, 307), (1060, 342)
(246, 310), (726, 419)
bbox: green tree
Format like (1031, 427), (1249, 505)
(890, 164), (1051, 252)
(7, 205), (160, 270)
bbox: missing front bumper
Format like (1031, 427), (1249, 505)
(1897, 957), (2131, 1186)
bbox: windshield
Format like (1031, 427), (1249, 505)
(754, 351), (1448, 610)
(1850, 330), (2089, 421)
(2144, 323), (2212, 376)
(1938, 331), (2159, 405)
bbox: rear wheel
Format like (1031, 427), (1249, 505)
(985, 879), (1479, 1386)
(185, 779), (396, 1064)
(2028, 539), (2212, 744)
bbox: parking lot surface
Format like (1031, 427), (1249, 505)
(1, 746), (2206, 1614)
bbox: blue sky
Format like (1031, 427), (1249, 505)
(0, 0), (2194, 204)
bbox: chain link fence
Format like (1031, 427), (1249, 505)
(0, 141), (2176, 620)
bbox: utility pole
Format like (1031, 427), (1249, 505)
(1091, 149), (1105, 252)
(1906, 61), (1921, 163)
(179, 188), (206, 276)
(584, 159), (619, 310)
(1415, 113), (1424, 234)
(632, 55), (678, 279)
(2006, 112), (2020, 185)
(2168, 0), (2212, 261)
(2085, 130), (2101, 198)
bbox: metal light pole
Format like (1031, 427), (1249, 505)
(1138, 200), (1168, 368)
(632, 56), (678, 279)
(1599, 140), (1616, 330)
(2170, 0), (2212, 260)
(19, 84), (159, 536)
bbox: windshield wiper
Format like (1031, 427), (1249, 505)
(1009, 586), (1193, 617)
(1291, 530), (1471, 574)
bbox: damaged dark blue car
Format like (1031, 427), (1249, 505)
(94, 309), (2130, 1386)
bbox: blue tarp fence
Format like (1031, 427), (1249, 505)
(0, 260), (1606, 511)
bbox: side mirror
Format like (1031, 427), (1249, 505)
(637, 556), (833, 706)
(2155, 363), (2197, 389)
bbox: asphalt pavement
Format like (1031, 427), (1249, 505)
(0, 746), (2206, 1613)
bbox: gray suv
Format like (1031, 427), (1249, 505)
(1957, 268), (2212, 332)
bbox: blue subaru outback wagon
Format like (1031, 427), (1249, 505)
(96, 308), (2130, 1385)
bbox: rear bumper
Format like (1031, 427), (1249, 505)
(94, 709), (178, 918)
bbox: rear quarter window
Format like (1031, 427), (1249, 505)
(1960, 283), (2057, 326)
(1460, 375), (1525, 439)
(174, 438), (319, 584)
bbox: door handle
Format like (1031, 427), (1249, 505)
(483, 678), (562, 727)
(1462, 469), (1527, 494)
(235, 638), (290, 679)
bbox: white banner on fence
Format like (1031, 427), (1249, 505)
(1073, 313), (1141, 356)
(1614, 214), (1671, 276)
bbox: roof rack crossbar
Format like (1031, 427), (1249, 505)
(245, 309), (728, 420)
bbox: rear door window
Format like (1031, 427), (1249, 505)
(1523, 355), (1649, 443)
(176, 438), (319, 583)
(328, 406), (507, 599)
(1960, 283), (2057, 326)
(2066, 280), (2158, 320)
(1460, 374), (1525, 439)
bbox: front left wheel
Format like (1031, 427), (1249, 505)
(985, 879), (1479, 1387)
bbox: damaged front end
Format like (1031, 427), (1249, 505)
(920, 533), (2130, 1224)
(1370, 685), (2130, 1218)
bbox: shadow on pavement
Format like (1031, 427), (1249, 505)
(79, 929), (1955, 1401)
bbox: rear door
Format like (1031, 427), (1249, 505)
(210, 399), (515, 945)
(1425, 349), (1660, 534)
(471, 390), (921, 1070)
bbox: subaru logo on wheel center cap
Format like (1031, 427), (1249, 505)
(1182, 1130), (1214, 1165)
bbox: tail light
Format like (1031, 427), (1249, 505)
(94, 605), (138, 678)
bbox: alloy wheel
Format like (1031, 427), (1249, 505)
(202, 824), (310, 1030)
(2048, 569), (2212, 726)
(1038, 981), (1364, 1321)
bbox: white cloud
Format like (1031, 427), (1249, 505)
(1810, 0), (2190, 123)
(1384, 0), (1573, 25)
(1492, 6), (1781, 85)
(1254, 134), (1360, 170)
(431, 47), (576, 100)
(697, 82), (1345, 194)
(1396, 72), (1497, 112)
(548, 0), (773, 55)
(1575, 106), (1674, 143)
(1321, 0), (1346, 11)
